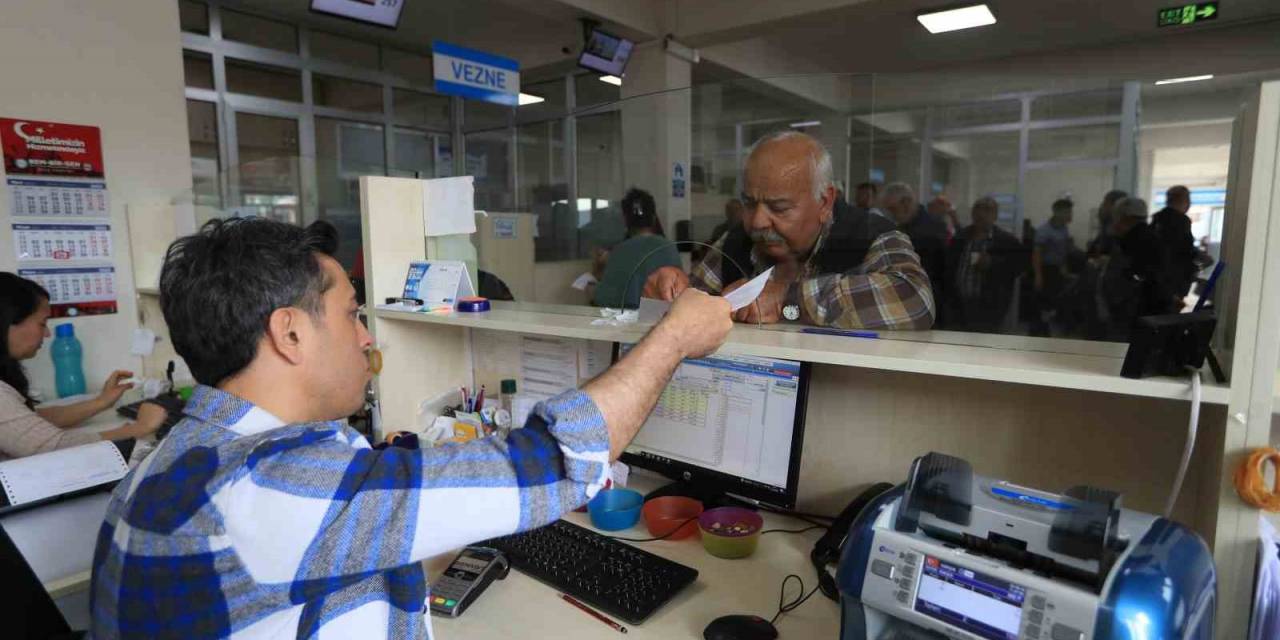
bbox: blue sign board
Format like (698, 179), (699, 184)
(432, 41), (520, 106)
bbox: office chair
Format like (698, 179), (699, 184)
(0, 523), (86, 639)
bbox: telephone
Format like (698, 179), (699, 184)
(810, 482), (896, 602)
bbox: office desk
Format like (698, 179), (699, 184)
(425, 473), (836, 639)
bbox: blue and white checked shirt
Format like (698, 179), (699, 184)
(89, 385), (611, 639)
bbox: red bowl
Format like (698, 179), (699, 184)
(641, 496), (704, 540)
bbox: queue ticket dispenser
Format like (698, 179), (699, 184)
(837, 453), (1216, 640)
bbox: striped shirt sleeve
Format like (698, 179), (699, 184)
(796, 230), (936, 330)
(212, 389), (610, 586)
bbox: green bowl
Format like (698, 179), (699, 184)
(698, 507), (764, 559)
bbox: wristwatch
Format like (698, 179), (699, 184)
(782, 304), (801, 321)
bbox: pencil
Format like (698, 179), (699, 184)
(560, 594), (627, 634)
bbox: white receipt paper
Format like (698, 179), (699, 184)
(422, 176), (477, 237)
(0, 440), (128, 506)
(723, 266), (774, 311)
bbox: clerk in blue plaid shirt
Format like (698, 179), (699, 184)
(88, 218), (733, 639)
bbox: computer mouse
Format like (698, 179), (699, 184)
(703, 614), (779, 640)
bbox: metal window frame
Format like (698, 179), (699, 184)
(180, 0), (455, 222)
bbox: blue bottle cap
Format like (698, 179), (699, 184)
(55, 324), (75, 338)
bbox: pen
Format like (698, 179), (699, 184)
(461, 387), (469, 412)
(475, 385), (485, 412)
(801, 327), (879, 339)
(560, 594), (627, 634)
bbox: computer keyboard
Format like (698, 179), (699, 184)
(116, 394), (186, 438)
(481, 519), (699, 624)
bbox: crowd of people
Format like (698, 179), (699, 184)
(553, 130), (1209, 341)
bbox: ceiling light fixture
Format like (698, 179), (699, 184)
(517, 92), (545, 106)
(789, 120), (822, 129)
(1154, 74), (1214, 85)
(599, 75), (623, 86)
(917, 4), (997, 34)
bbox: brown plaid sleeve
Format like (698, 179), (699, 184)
(688, 235), (727, 295)
(796, 230), (936, 330)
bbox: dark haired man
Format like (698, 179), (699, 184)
(89, 218), (732, 638)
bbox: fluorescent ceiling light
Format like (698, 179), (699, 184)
(917, 4), (996, 34)
(1155, 74), (1214, 85)
(517, 92), (544, 106)
(789, 120), (822, 128)
(599, 75), (623, 86)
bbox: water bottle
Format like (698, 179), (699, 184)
(51, 323), (86, 398)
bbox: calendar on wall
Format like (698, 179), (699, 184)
(7, 178), (109, 217)
(12, 223), (112, 262)
(17, 266), (118, 317)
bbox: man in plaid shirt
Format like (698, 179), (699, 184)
(644, 131), (934, 330)
(88, 218), (732, 639)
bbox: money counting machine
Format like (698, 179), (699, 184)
(837, 453), (1216, 640)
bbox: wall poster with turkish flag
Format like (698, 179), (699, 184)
(1, 117), (104, 178)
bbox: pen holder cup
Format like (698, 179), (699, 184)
(587, 488), (643, 531)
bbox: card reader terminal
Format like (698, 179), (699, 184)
(429, 546), (509, 618)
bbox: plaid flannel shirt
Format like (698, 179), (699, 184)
(89, 385), (610, 639)
(690, 227), (935, 330)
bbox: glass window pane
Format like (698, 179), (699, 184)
(179, 0), (209, 35)
(930, 130), (1021, 229)
(1028, 125), (1119, 162)
(316, 117), (385, 268)
(310, 30), (379, 69)
(221, 9), (297, 54)
(393, 88), (450, 130)
(575, 111), (625, 256)
(383, 48), (432, 82)
(465, 100), (512, 133)
(234, 112), (300, 224)
(575, 74), (621, 109)
(1031, 90), (1122, 121)
(225, 58), (302, 102)
(516, 120), (570, 260)
(466, 130), (512, 210)
(187, 100), (220, 207)
(183, 50), (214, 90)
(933, 99), (1021, 130)
(392, 128), (453, 179)
(516, 78), (566, 124)
(312, 73), (383, 113)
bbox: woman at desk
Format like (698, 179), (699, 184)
(592, 188), (682, 309)
(1, 273), (166, 459)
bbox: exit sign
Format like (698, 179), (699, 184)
(1158, 2), (1218, 27)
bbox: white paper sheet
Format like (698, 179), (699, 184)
(0, 441), (128, 506)
(578, 341), (613, 380)
(571, 272), (597, 291)
(422, 176), (477, 237)
(130, 327), (157, 356)
(724, 266), (774, 311)
(520, 336), (579, 399)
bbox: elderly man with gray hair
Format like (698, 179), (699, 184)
(643, 131), (934, 329)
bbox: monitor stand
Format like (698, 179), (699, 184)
(643, 480), (749, 510)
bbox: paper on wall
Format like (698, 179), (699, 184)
(578, 341), (613, 380)
(0, 440), (128, 506)
(422, 176), (477, 237)
(521, 336), (578, 399)
(723, 266), (774, 311)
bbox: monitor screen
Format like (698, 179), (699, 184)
(617, 346), (809, 508)
(914, 556), (1026, 640)
(578, 29), (634, 77)
(310, 0), (405, 28)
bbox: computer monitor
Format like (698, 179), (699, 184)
(310, 0), (405, 29)
(578, 29), (634, 77)
(615, 344), (810, 510)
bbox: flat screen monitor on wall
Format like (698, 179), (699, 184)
(311, 0), (405, 29)
(578, 29), (634, 77)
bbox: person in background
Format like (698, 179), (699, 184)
(709, 198), (744, 246)
(853, 182), (879, 211)
(881, 183), (949, 324)
(1098, 197), (1181, 338)
(1, 273), (166, 460)
(1151, 185), (1198, 302)
(592, 188), (683, 309)
(1087, 189), (1128, 256)
(90, 218), (732, 638)
(926, 195), (959, 243)
(642, 131), (934, 330)
(945, 198), (1028, 333)
(1030, 198), (1075, 336)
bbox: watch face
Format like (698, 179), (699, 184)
(783, 304), (800, 321)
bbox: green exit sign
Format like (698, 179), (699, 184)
(1158, 2), (1219, 27)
